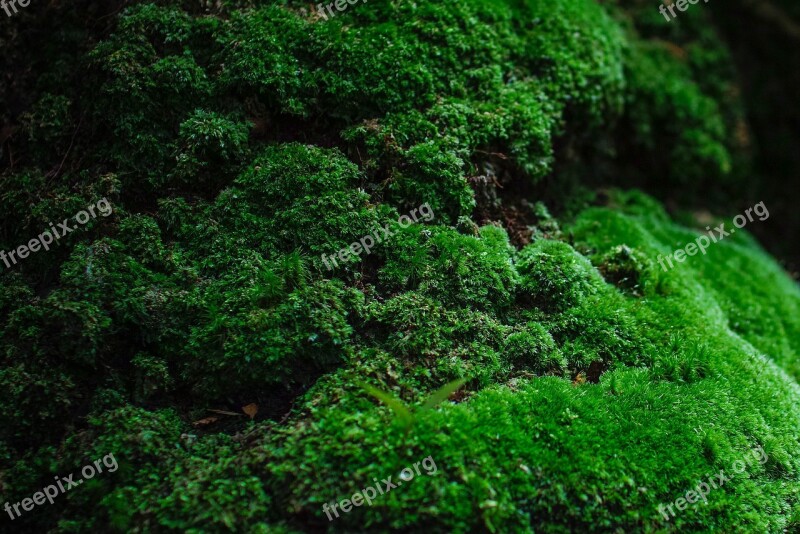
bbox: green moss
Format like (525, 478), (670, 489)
(184, 279), (365, 398)
(515, 239), (604, 312)
(571, 190), (800, 381)
(621, 43), (732, 192)
(364, 292), (510, 388)
(170, 109), (251, 188)
(131, 352), (174, 403)
(503, 322), (566, 375)
(594, 244), (653, 296)
(217, 143), (383, 261)
(1, 0), (799, 532)
(0, 364), (77, 448)
(379, 224), (517, 313)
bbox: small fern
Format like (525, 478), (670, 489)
(356, 378), (468, 431)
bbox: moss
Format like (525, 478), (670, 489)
(620, 43), (732, 194)
(217, 143), (384, 262)
(79, 188), (798, 532)
(385, 139), (475, 222)
(594, 244), (653, 296)
(183, 278), (365, 399)
(0, 364), (77, 448)
(123, 452), (272, 532)
(379, 224), (517, 313)
(503, 322), (566, 375)
(571, 189), (800, 381)
(515, 240), (605, 313)
(131, 352), (174, 403)
(1, 0), (799, 532)
(364, 292), (510, 389)
(169, 109), (252, 188)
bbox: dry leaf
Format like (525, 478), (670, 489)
(242, 403), (258, 420)
(572, 373), (586, 386)
(192, 416), (219, 427)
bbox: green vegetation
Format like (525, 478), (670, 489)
(1, 0), (798, 532)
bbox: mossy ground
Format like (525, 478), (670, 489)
(1, 0), (799, 532)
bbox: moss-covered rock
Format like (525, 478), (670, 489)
(1, 0), (799, 532)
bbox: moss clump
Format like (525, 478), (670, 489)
(503, 322), (566, 375)
(620, 43), (733, 194)
(515, 239), (604, 312)
(364, 292), (510, 388)
(216, 143), (384, 263)
(1, 0), (799, 532)
(379, 224), (517, 313)
(594, 244), (653, 296)
(184, 279), (365, 399)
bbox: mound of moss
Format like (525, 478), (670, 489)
(1, 0), (799, 532)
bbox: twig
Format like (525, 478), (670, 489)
(49, 114), (84, 180)
(741, 0), (800, 42)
